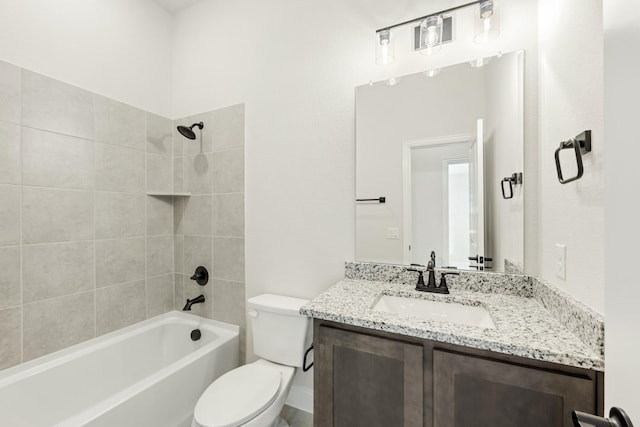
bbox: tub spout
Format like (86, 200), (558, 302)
(183, 295), (205, 311)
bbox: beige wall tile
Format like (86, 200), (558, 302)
(211, 104), (244, 152)
(0, 307), (22, 370)
(146, 153), (172, 193)
(183, 236), (212, 275)
(96, 280), (146, 336)
(95, 142), (144, 193)
(147, 274), (174, 318)
(23, 241), (94, 303)
(212, 193), (244, 237)
(0, 122), (21, 184)
(22, 70), (93, 139)
(146, 112), (172, 155)
(146, 196), (173, 236)
(0, 60), (21, 124)
(94, 95), (145, 150)
(183, 195), (212, 236)
(95, 192), (145, 239)
(184, 154), (212, 195)
(173, 197), (185, 234)
(22, 187), (93, 244)
(146, 235), (173, 277)
(174, 235), (184, 274)
(23, 291), (94, 361)
(212, 238), (245, 282)
(174, 274), (184, 311)
(211, 279), (246, 327)
(22, 127), (94, 190)
(173, 157), (184, 193)
(95, 237), (145, 287)
(212, 148), (244, 193)
(0, 246), (20, 309)
(172, 127), (183, 158)
(0, 185), (20, 246)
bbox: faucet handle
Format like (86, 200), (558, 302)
(438, 271), (460, 289)
(406, 268), (426, 287)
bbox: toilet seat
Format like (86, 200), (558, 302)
(193, 363), (282, 427)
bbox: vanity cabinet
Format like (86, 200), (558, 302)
(314, 320), (603, 427)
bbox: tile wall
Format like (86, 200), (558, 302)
(173, 104), (246, 362)
(0, 60), (175, 370)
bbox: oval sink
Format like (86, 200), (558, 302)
(373, 295), (496, 329)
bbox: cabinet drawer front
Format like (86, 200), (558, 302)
(433, 350), (595, 427)
(316, 326), (424, 427)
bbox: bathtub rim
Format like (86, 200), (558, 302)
(0, 310), (239, 387)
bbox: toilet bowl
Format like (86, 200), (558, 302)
(192, 294), (310, 427)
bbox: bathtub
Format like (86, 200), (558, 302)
(0, 311), (239, 427)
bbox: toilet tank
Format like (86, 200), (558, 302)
(247, 294), (310, 367)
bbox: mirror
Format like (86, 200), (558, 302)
(356, 50), (524, 273)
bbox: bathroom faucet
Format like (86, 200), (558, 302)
(408, 261), (458, 294)
(183, 295), (205, 311)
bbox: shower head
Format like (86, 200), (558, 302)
(177, 122), (204, 140)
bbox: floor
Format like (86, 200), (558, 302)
(280, 405), (313, 427)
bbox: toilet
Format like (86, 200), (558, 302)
(192, 294), (311, 427)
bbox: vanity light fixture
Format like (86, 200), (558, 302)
(375, 29), (395, 65)
(375, 0), (501, 64)
(419, 15), (443, 56)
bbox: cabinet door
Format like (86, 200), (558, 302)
(433, 350), (596, 427)
(315, 325), (424, 427)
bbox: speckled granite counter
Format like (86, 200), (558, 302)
(301, 278), (604, 371)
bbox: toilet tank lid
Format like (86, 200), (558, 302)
(248, 294), (310, 316)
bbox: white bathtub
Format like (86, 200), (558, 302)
(0, 311), (239, 427)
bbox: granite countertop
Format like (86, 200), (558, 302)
(301, 279), (604, 371)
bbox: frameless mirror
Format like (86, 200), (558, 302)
(356, 50), (524, 273)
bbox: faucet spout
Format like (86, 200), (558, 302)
(183, 294), (205, 311)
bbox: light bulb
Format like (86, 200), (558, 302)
(419, 15), (443, 56)
(375, 30), (395, 65)
(475, 0), (500, 44)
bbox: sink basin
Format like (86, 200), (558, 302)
(373, 295), (496, 329)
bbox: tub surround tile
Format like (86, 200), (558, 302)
(0, 60), (21, 124)
(0, 185), (20, 246)
(22, 70), (94, 139)
(95, 142), (144, 193)
(0, 307), (22, 370)
(0, 122), (21, 184)
(302, 279), (604, 371)
(212, 238), (245, 282)
(183, 236), (212, 275)
(184, 153), (212, 195)
(211, 148), (244, 193)
(146, 153), (172, 194)
(95, 192), (145, 239)
(174, 274), (185, 311)
(22, 127), (94, 190)
(174, 235), (184, 274)
(95, 237), (145, 287)
(146, 112), (172, 155)
(23, 291), (94, 361)
(212, 193), (244, 237)
(96, 280), (146, 336)
(173, 197), (185, 235)
(173, 157), (184, 193)
(146, 196), (173, 236)
(94, 95), (145, 150)
(147, 274), (174, 318)
(211, 279), (246, 328)
(211, 104), (244, 152)
(22, 187), (93, 244)
(22, 241), (94, 303)
(146, 236), (173, 277)
(182, 195), (212, 236)
(0, 246), (21, 309)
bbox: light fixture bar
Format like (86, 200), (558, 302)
(376, 0), (482, 33)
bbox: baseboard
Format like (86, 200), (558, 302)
(286, 385), (314, 414)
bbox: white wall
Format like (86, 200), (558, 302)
(0, 0), (173, 117)
(537, 0), (604, 313)
(604, 0), (640, 418)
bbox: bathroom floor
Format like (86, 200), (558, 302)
(281, 406), (313, 427)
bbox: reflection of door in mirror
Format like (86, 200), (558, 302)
(402, 136), (473, 268)
(469, 119), (485, 270)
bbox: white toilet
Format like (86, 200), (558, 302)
(192, 294), (311, 427)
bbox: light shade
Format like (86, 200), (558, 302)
(375, 29), (395, 65)
(474, 0), (500, 44)
(419, 15), (443, 56)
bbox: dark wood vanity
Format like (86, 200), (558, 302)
(313, 319), (604, 427)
